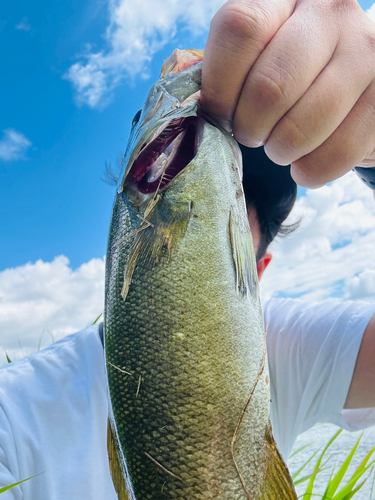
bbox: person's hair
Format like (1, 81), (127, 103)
(240, 144), (299, 261)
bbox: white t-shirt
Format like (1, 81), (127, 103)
(264, 299), (375, 459)
(0, 299), (374, 499)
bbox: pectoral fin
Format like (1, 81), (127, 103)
(121, 198), (191, 300)
(138, 199), (192, 265)
(229, 206), (258, 297)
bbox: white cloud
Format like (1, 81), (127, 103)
(0, 128), (32, 161)
(344, 269), (375, 301)
(0, 256), (105, 364)
(63, 0), (375, 107)
(64, 0), (225, 108)
(261, 171), (375, 302)
(367, 3), (375, 22)
(1, 171), (374, 364)
(15, 17), (31, 32)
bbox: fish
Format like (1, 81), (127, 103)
(104, 48), (297, 500)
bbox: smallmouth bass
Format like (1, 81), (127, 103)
(104, 49), (297, 500)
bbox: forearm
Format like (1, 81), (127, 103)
(345, 313), (375, 409)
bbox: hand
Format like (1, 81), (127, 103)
(201, 0), (375, 188)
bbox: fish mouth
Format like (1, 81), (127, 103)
(125, 116), (199, 195)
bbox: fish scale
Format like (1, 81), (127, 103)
(105, 49), (297, 500)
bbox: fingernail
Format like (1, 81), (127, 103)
(234, 133), (263, 148)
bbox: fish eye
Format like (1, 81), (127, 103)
(132, 109), (142, 127)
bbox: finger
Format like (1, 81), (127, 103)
(357, 155), (375, 168)
(232, 1), (339, 147)
(201, 0), (295, 129)
(265, 48), (374, 165)
(290, 81), (375, 188)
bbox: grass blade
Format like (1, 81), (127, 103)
(290, 443), (315, 459)
(5, 351), (11, 363)
(17, 339), (24, 359)
(294, 466), (330, 486)
(332, 443), (375, 500)
(302, 429), (342, 500)
(92, 313), (103, 325)
(0, 473), (42, 494)
(339, 473), (370, 500)
(37, 330), (55, 352)
(292, 448), (321, 480)
(333, 459), (375, 500)
(323, 433), (363, 498)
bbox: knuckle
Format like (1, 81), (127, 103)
(213, 2), (272, 47)
(361, 98), (375, 120)
(250, 65), (290, 109)
(327, 0), (360, 15)
(291, 159), (326, 189)
(269, 116), (311, 161)
(363, 28), (375, 54)
(331, 144), (358, 171)
(282, 116), (311, 151)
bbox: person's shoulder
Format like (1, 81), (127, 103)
(262, 297), (302, 315)
(262, 297), (308, 332)
(0, 324), (114, 500)
(263, 297), (375, 354)
(0, 324), (102, 393)
(263, 297), (375, 324)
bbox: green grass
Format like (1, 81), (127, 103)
(292, 429), (375, 500)
(2, 430), (374, 496)
(0, 473), (43, 494)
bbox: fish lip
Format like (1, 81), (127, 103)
(122, 111), (243, 206)
(119, 91), (202, 196)
(118, 61), (203, 194)
(132, 116), (196, 183)
(118, 104), (199, 194)
(123, 115), (200, 199)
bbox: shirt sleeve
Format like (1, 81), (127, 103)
(0, 405), (22, 500)
(264, 298), (375, 459)
(0, 327), (117, 500)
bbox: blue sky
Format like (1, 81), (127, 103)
(1, 0), (375, 359)
(0, 0), (374, 270)
(0, 0), (214, 270)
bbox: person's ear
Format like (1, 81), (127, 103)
(256, 252), (272, 280)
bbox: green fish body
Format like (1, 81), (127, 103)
(104, 49), (297, 500)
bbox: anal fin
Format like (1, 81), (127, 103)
(261, 421), (298, 499)
(107, 418), (131, 500)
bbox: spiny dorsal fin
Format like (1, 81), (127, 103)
(260, 422), (298, 499)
